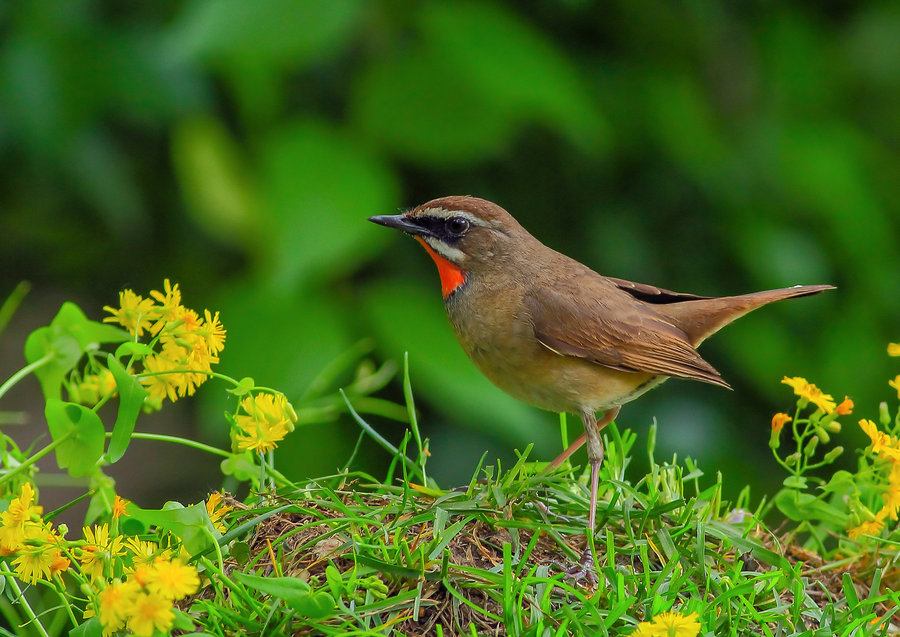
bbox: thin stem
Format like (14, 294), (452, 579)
(126, 433), (231, 458)
(0, 353), (54, 402)
(0, 434), (72, 487)
(52, 575), (79, 628)
(197, 556), (267, 618)
(0, 563), (51, 637)
(125, 433), (297, 488)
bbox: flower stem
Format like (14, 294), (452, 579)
(125, 432), (232, 458)
(125, 433), (297, 488)
(0, 562), (51, 637)
(0, 433), (72, 486)
(0, 353), (54, 401)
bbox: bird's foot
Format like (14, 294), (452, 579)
(560, 547), (597, 587)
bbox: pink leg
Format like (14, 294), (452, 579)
(548, 433), (587, 469)
(581, 406), (621, 531)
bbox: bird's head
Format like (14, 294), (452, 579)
(369, 196), (525, 298)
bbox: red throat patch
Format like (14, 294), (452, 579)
(415, 237), (467, 298)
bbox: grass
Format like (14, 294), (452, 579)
(186, 417), (900, 636)
(4, 292), (898, 636)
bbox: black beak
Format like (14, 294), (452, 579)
(368, 214), (434, 238)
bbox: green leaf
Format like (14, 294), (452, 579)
(172, 609), (197, 632)
(51, 302), (130, 350)
(70, 617), (102, 637)
(106, 354), (148, 462)
(773, 488), (847, 525)
(232, 572), (335, 618)
(85, 470), (117, 524)
(221, 453), (257, 482)
(44, 399), (105, 477)
(352, 49), (515, 165)
(325, 564), (343, 599)
(227, 376), (255, 396)
(782, 475), (808, 490)
(114, 341), (154, 360)
(172, 0), (363, 67)
(127, 501), (217, 556)
(230, 541), (251, 565)
(24, 302), (130, 399)
(171, 115), (258, 248)
(260, 120), (398, 287)
(419, 2), (607, 152)
(822, 470), (855, 495)
(25, 327), (82, 400)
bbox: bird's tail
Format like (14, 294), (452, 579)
(657, 284), (835, 346)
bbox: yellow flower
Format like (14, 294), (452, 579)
(80, 524), (126, 581)
(859, 419), (900, 462)
(888, 343), (900, 357)
(145, 340), (213, 401)
(139, 353), (183, 402)
(112, 495), (130, 519)
(771, 413), (791, 432)
(183, 339), (216, 390)
(103, 289), (155, 337)
(13, 546), (56, 584)
(632, 611), (701, 637)
(0, 483), (43, 552)
(50, 549), (71, 578)
(130, 562), (155, 589)
(124, 590), (174, 637)
(876, 462), (900, 522)
(147, 557), (200, 600)
(890, 375), (900, 399)
(198, 309), (226, 355)
(206, 492), (233, 533)
(835, 397), (853, 416)
(880, 484), (900, 521)
(124, 538), (162, 567)
(233, 393), (295, 453)
(148, 279), (183, 335)
(781, 376), (836, 414)
(11, 524), (62, 584)
(97, 580), (134, 636)
(848, 516), (885, 540)
(160, 306), (202, 345)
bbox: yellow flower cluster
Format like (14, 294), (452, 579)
(632, 611), (701, 637)
(232, 392), (297, 453)
(0, 484), (70, 584)
(103, 279), (226, 404)
(206, 492), (233, 533)
(91, 556), (199, 637)
(1, 483), (201, 637)
(851, 419), (900, 539)
(780, 376), (852, 415)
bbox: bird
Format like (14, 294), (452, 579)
(369, 196), (833, 532)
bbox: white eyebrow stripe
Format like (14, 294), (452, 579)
(417, 208), (489, 227)
(423, 236), (466, 263)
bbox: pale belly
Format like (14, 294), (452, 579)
(457, 322), (667, 416)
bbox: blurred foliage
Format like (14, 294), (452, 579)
(1, 0), (898, 499)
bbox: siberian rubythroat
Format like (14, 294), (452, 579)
(370, 196), (833, 530)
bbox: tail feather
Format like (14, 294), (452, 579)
(655, 284), (835, 346)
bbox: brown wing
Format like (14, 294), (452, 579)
(524, 278), (731, 389)
(606, 277), (710, 303)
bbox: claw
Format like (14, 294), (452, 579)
(562, 547), (598, 587)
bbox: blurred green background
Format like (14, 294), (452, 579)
(2, 0), (898, 507)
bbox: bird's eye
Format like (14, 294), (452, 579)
(446, 216), (470, 236)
